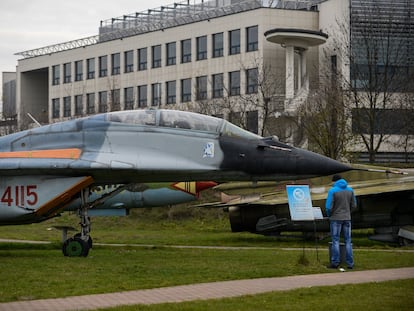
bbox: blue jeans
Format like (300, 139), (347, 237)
(330, 220), (354, 267)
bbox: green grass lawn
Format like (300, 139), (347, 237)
(0, 206), (413, 306)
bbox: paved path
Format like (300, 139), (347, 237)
(1, 267), (413, 311)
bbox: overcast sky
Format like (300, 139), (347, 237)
(0, 0), (172, 101)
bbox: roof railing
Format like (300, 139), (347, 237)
(15, 0), (321, 59)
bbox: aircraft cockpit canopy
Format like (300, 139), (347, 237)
(103, 109), (261, 140)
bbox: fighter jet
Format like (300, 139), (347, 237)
(0, 109), (352, 256)
(203, 168), (414, 245)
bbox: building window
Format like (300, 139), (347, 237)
(196, 36), (207, 61)
(138, 48), (147, 71)
(99, 91), (108, 113)
(86, 93), (95, 114)
(196, 76), (207, 100)
(111, 53), (120, 75)
(247, 110), (258, 134)
(246, 25), (258, 52)
(52, 98), (60, 118)
(138, 85), (147, 108)
(63, 96), (71, 117)
(166, 80), (176, 104)
(229, 29), (240, 55)
(52, 65), (60, 85)
(63, 63), (71, 83)
(124, 50), (134, 73)
(124, 87), (134, 110)
(166, 42), (176, 66)
(87, 58), (95, 79)
(75, 60), (83, 81)
(152, 45), (161, 68)
(212, 73), (223, 98)
(152, 83), (161, 106)
(246, 68), (258, 94)
(111, 89), (120, 111)
(213, 33), (223, 58)
(75, 95), (83, 116)
(181, 78), (191, 102)
(229, 71), (240, 96)
(229, 111), (243, 128)
(99, 55), (108, 77)
(352, 108), (414, 135)
(181, 39), (191, 63)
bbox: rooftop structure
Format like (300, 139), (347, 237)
(15, 0), (321, 59)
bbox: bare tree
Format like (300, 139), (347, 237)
(234, 57), (285, 136)
(297, 76), (353, 160)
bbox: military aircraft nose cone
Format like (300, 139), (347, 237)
(296, 149), (352, 176)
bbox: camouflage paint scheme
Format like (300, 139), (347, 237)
(0, 109), (351, 225)
(0, 109), (354, 256)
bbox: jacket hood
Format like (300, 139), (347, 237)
(334, 179), (348, 189)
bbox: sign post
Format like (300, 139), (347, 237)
(286, 185), (322, 262)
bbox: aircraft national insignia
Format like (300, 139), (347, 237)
(203, 142), (214, 158)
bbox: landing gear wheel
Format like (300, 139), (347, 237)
(74, 233), (93, 249)
(62, 237), (90, 257)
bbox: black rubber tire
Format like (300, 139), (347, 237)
(74, 233), (93, 248)
(62, 237), (90, 257)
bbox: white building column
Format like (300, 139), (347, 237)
(300, 49), (307, 88)
(285, 45), (295, 99)
(264, 28), (328, 105)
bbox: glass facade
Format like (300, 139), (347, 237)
(350, 0), (414, 91)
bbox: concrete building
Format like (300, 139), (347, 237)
(13, 0), (323, 135)
(5, 0), (414, 162)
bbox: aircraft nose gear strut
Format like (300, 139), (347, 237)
(62, 184), (128, 257)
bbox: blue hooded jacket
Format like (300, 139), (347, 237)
(325, 178), (357, 220)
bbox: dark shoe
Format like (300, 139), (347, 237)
(327, 264), (339, 269)
(347, 266), (353, 269)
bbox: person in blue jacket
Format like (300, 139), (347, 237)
(326, 174), (357, 269)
